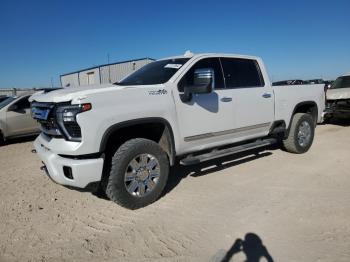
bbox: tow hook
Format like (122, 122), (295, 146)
(31, 149), (37, 153)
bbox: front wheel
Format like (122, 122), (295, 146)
(106, 138), (169, 209)
(283, 113), (315, 154)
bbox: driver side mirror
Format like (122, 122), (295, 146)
(181, 68), (214, 102)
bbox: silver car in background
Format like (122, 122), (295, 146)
(0, 94), (40, 144)
(324, 73), (350, 121)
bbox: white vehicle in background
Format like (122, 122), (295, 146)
(324, 73), (350, 120)
(0, 94), (40, 144)
(30, 52), (325, 209)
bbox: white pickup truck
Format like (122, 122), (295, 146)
(30, 52), (325, 209)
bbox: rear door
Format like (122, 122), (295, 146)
(220, 57), (274, 138)
(6, 96), (38, 137)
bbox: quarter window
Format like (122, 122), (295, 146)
(14, 96), (30, 110)
(221, 58), (264, 88)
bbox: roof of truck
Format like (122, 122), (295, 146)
(159, 52), (261, 61)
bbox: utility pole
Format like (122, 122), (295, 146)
(50, 77), (54, 88)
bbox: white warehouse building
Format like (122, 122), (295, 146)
(60, 57), (154, 87)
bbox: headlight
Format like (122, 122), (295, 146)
(56, 103), (91, 141)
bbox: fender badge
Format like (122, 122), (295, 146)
(148, 89), (168, 95)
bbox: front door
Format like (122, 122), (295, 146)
(173, 58), (235, 144)
(6, 96), (38, 137)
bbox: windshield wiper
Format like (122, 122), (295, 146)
(113, 82), (129, 86)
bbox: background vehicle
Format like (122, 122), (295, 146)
(0, 95), (10, 103)
(305, 79), (324, 85)
(30, 53), (325, 209)
(0, 94), (40, 143)
(272, 79), (304, 86)
(324, 74), (350, 121)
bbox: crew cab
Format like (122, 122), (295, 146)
(30, 52), (325, 209)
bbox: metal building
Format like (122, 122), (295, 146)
(60, 58), (154, 87)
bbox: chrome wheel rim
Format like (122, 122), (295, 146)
(297, 121), (311, 147)
(124, 154), (160, 197)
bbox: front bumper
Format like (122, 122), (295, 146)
(324, 100), (350, 118)
(34, 137), (104, 188)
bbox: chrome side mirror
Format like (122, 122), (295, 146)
(182, 68), (214, 102)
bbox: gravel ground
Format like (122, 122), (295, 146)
(0, 120), (350, 262)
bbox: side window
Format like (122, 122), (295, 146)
(221, 58), (264, 88)
(14, 97), (30, 110)
(178, 58), (224, 92)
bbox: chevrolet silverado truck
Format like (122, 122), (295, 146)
(324, 73), (350, 121)
(30, 53), (325, 209)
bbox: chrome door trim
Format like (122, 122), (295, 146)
(184, 122), (271, 142)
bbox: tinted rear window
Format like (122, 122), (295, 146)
(221, 58), (264, 88)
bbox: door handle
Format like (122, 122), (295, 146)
(221, 97), (232, 102)
(262, 93), (272, 98)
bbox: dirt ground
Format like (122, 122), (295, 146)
(1, 120), (350, 262)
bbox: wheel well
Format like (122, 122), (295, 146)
(285, 102), (318, 138)
(293, 102), (318, 122)
(100, 119), (175, 166)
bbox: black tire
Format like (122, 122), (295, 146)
(106, 138), (169, 209)
(0, 131), (4, 146)
(283, 113), (315, 154)
(323, 115), (332, 124)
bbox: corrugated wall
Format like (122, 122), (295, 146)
(100, 59), (152, 84)
(78, 68), (100, 86)
(60, 58), (153, 87)
(0, 88), (38, 96)
(61, 73), (79, 87)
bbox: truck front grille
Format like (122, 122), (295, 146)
(31, 102), (62, 138)
(31, 101), (83, 141)
(64, 122), (82, 138)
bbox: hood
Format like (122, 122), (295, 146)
(29, 83), (126, 103)
(327, 87), (350, 100)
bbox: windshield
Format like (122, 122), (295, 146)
(0, 96), (16, 110)
(330, 76), (350, 89)
(115, 58), (190, 86)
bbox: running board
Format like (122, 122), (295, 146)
(180, 138), (277, 166)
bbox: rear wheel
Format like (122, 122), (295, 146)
(106, 138), (169, 209)
(283, 113), (315, 154)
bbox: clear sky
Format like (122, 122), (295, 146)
(0, 0), (349, 88)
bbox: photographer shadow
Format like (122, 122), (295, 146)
(213, 233), (274, 262)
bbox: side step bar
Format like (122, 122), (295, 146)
(180, 138), (277, 166)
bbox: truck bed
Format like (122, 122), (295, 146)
(273, 84), (325, 125)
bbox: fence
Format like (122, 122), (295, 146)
(0, 88), (43, 97)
